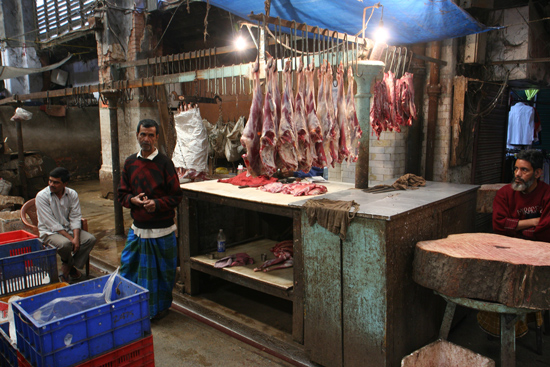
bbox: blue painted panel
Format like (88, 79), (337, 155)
(342, 218), (387, 367)
(302, 211), (343, 367)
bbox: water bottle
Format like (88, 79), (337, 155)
(217, 229), (226, 256)
(237, 164), (244, 175)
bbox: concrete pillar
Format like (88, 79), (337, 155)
(0, 0), (42, 94)
(354, 61), (384, 189)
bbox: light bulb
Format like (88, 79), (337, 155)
(234, 36), (247, 51)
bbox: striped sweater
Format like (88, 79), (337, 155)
(118, 153), (183, 229)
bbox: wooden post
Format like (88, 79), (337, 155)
(102, 91), (125, 236)
(354, 61), (384, 189)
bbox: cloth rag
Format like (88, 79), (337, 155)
(304, 199), (360, 240)
(363, 173), (426, 193)
(214, 253), (254, 268)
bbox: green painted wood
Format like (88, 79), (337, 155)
(302, 211), (343, 367)
(342, 218), (387, 367)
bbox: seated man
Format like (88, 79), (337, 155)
(493, 149), (550, 242)
(479, 149), (550, 337)
(36, 167), (96, 281)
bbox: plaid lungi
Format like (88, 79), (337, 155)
(120, 229), (177, 318)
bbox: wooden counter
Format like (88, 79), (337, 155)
(178, 179), (479, 367)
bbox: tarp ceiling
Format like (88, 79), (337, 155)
(0, 54), (72, 81)
(204, 0), (491, 45)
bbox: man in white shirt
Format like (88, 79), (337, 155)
(36, 167), (96, 281)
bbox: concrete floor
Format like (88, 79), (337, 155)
(71, 180), (550, 367)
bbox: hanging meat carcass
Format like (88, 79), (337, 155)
(305, 62), (326, 170)
(384, 70), (399, 133)
(347, 66), (362, 162)
(398, 72), (417, 126)
(294, 60), (313, 172)
(277, 60), (298, 172)
(260, 53), (279, 176)
(240, 60), (264, 176)
(317, 61), (333, 168)
(326, 63), (339, 165)
(336, 63), (350, 163)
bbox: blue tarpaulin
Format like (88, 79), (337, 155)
(204, 0), (491, 45)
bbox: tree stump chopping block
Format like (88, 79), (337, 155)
(413, 233), (550, 310)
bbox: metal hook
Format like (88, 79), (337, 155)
(401, 48), (408, 77)
(139, 79), (145, 103)
(354, 40), (363, 77)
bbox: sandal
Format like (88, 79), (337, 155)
(69, 267), (82, 281)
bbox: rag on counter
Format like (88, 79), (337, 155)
(214, 253), (254, 268)
(304, 199), (360, 240)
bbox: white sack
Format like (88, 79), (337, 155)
(172, 108), (208, 173)
(224, 116), (246, 162)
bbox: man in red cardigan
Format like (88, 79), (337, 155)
(480, 149), (550, 338)
(493, 149), (550, 242)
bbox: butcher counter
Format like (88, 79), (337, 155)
(177, 179), (479, 367)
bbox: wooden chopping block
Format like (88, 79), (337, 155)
(476, 183), (506, 213)
(413, 233), (550, 310)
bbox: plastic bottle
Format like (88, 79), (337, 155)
(237, 164), (244, 175)
(217, 229), (226, 256)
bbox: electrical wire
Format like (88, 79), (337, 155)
(153, 0), (184, 51)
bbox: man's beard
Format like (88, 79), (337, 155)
(512, 176), (535, 192)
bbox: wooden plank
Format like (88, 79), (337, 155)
(342, 218), (387, 367)
(191, 239), (293, 290)
(292, 210), (304, 343)
(413, 232), (550, 309)
(302, 211), (343, 367)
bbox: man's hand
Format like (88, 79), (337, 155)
(71, 237), (80, 254)
(517, 217), (540, 231)
(143, 199), (156, 213)
(130, 193), (148, 207)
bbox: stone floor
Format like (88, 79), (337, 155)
(72, 180), (550, 367)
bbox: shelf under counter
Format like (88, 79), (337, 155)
(190, 239), (294, 300)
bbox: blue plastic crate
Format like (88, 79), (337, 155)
(0, 239), (57, 296)
(12, 274), (150, 367)
(0, 322), (17, 367)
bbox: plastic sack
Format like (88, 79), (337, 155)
(208, 118), (227, 159)
(172, 107), (208, 174)
(30, 268), (119, 324)
(10, 107), (33, 121)
(8, 296), (22, 343)
(224, 116), (245, 162)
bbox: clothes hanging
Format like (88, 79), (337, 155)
(507, 102), (535, 149)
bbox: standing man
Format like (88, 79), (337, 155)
(118, 119), (183, 320)
(479, 149), (550, 338)
(36, 167), (96, 282)
(493, 149), (550, 242)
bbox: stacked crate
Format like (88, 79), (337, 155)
(0, 230), (155, 366)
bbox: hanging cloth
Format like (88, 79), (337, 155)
(507, 102), (535, 149)
(525, 89), (539, 101)
(304, 199), (360, 240)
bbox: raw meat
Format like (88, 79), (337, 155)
(305, 62), (327, 168)
(317, 61), (332, 168)
(294, 60), (313, 172)
(347, 66), (362, 162)
(384, 71), (399, 132)
(399, 72), (417, 126)
(326, 63), (339, 165)
(240, 60), (264, 176)
(254, 240), (294, 272)
(370, 77), (387, 139)
(336, 63), (349, 163)
(260, 53), (278, 176)
(277, 60), (298, 172)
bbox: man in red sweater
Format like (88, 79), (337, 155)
(493, 149), (550, 242)
(480, 149), (550, 338)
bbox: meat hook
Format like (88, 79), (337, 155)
(394, 47), (402, 77)
(354, 39), (363, 77)
(304, 22), (309, 67)
(139, 78), (145, 103)
(401, 48), (408, 77)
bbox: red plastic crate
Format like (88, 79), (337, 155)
(18, 335), (155, 367)
(0, 230), (37, 246)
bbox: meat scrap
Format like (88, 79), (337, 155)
(259, 181), (328, 196)
(254, 240), (294, 272)
(294, 60), (312, 173)
(214, 253), (254, 268)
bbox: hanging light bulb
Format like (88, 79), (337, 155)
(374, 19), (388, 44)
(234, 35), (247, 51)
